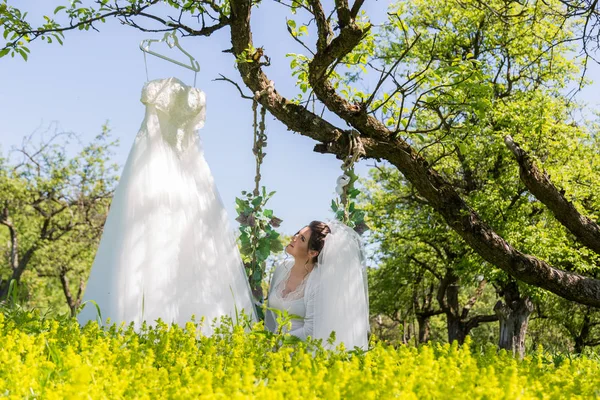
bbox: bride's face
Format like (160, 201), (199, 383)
(286, 226), (312, 258)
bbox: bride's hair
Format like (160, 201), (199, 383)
(307, 221), (331, 264)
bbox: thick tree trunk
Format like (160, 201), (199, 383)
(0, 209), (19, 300)
(574, 337), (585, 354)
(0, 280), (7, 302)
(573, 311), (592, 354)
(0, 272), (21, 300)
(0, 247), (37, 300)
(59, 271), (85, 317)
(447, 315), (468, 344)
(494, 283), (534, 358)
(416, 315), (431, 343)
(1, 208), (19, 272)
(402, 319), (409, 344)
(442, 280), (498, 344)
(446, 284), (467, 344)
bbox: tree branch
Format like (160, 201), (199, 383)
(461, 278), (487, 319)
(59, 268), (75, 314)
(465, 314), (499, 331)
(214, 74), (254, 99)
(229, 0), (351, 150)
(0, 208), (19, 272)
(308, 0), (334, 53)
(505, 135), (600, 256)
(416, 309), (445, 318)
(350, 0), (365, 19)
(335, 0), (352, 28)
(408, 255), (443, 280)
(5, 1), (228, 54)
(436, 268), (459, 312)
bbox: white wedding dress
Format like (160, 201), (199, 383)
(78, 77), (256, 332)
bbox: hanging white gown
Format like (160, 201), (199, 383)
(78, 77), (256, 332)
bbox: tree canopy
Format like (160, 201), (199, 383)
(2, 0), (600, 308)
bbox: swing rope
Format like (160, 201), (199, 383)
(334, 130), (368, 234)
(235, 82), (283, 319)
(251, 99), (267, 197)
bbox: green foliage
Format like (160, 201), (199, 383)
(0, 125), (119, 314)
(236, 187), (284, 284)
(330, 167), (367, 232)
(359, 0), (600, 350)
(1, 0), (231, 61)
(287, 52), (311, 96)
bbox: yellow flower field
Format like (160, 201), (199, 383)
(0, 312), (598, 399)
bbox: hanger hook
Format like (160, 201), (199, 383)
(163, 31), (177, 48)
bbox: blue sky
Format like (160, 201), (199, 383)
(1, 0), (598, 238)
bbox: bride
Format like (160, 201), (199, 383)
(265, 220), (369, 350)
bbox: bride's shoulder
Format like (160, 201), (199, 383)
(307, 264), (322, 285)
(271, 258), (291, 280)
(282, 258), (294, 269)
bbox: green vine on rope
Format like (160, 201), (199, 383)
(235, 94), (283, 319)
(330, 130), (369, 234)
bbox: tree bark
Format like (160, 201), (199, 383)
(439, 276), (498, 344)
(494, 282), (534, 358)
(59, 270), (85, 317)
(402, 319), (409, 344)
(573, 320), (589, 354)
(416, 315), (431, 343)
(446, 284), (468, 344)
(504, 135), (600, 256)
(0, 246), (38, 300)
(0, 208), (19, 300)
(572, 309), (598, 354)
(0, 207), (19, 272)
(447, 317), (468, 344)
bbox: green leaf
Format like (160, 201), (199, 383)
(331, 199), (338, 212)
(257, 240), (271, 262)
(239, 232), (250, 244)
(282, 335), (302, 344)
(270, 240), (283, 252)
(235, 197), (247, 209)
(348, 188), (360, 198)
(54, 6), (66, 14)
(17, 48), (27, 61)
(251, 196), (263, 207)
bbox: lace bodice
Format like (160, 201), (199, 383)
(272, 263), (310, 302)
(265, 260), (320, 339)
(140, 77), (206, 154)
